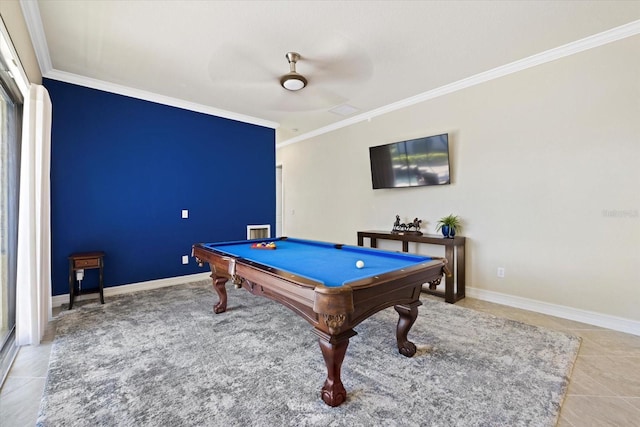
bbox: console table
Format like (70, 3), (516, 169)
(357, 230), (465, 303)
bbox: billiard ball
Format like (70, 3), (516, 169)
(356, 260), (365, 269)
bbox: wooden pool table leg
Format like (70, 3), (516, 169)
(211, 274), (228, 314)
(394, 300), (422, 357)
(315, 328), (356, 407)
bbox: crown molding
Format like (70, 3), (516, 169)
(277, 19), (640, 148)
(17, 0), (639, 142)
(44, 69), (279, 129)
(19, 0), (52, 74)
(19, 0), (277, 129)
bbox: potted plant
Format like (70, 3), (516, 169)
(436, 214), (461, 238)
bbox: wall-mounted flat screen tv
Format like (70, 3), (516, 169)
(369, 133), (450, 189)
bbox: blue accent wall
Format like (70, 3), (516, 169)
(44, 79), (275, 296)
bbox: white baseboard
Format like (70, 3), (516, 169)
(52, 272), (212, 308)
(466, 286), (640, 337)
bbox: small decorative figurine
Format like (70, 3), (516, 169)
(391, 215), (423, 235)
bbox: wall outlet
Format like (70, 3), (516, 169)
(181, 209), (189, 219)
(497, 267), (505, 278)
(182, 255), (189, 265)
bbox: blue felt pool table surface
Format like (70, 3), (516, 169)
(203, 237), (434, 288)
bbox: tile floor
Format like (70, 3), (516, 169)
(0, 307), (58, 427)
(1, 297), (639, 426)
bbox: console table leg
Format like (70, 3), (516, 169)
(99, 263), (105, 305)
(444, 245), (455, 303)
(394, 301), (422, 357)
(457, 243), (466, 300)
(68, 259), (74, 310)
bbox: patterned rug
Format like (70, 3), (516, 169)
(37, 280), (580, 426)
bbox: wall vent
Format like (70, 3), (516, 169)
(247, 224), (271, 240)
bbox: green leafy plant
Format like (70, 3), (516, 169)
(436, 214), (462, 234)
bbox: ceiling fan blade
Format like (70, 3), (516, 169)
(297, 35), (374, 85)
(207, 45), (279, 85)
(203, 36), (369, 113)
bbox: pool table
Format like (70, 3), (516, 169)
(192, 237), (447, 407)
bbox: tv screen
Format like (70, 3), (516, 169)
(369, 133), (450, 189)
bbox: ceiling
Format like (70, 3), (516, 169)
(22, 1), (640, 144)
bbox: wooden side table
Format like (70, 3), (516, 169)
(68, 251), (105, 310)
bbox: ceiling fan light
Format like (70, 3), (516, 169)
(280, 73), (307, 91)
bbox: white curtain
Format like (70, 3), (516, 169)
(15, 84), (52, 346)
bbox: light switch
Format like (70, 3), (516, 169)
(181, 209), (189, 219)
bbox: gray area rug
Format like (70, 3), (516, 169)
(38, 280), (580, 426)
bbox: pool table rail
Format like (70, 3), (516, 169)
(193, 243), (443, 334)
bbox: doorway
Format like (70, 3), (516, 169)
(275, 165), (283, 237)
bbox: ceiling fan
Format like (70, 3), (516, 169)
(206, 41), (372, 111)
(279, 52), (307, 91)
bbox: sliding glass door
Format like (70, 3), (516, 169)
(0, 53), (22, 384)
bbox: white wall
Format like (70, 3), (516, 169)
(277, 35), (640, 324)
(0, 0), (42, 84)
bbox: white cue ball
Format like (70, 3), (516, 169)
(356, 260), (365, 269)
